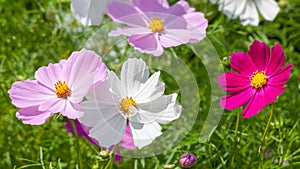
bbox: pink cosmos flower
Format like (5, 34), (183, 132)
(8, 49), (108, 125)
(108, 0), (208, 56)
(218, 41), (293, 118)
(65, 120), (135, 161)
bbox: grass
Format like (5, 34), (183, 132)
(0, 0), (299, 168)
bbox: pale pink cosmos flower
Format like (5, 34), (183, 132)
(108, 0), (208, 56)
(218, 41), (293, 118)
(8, 49), (108, 125)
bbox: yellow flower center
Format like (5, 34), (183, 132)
(120, 97), (136, 114)
(148, 17), (164, 33)
(54, 81), (71, 98)
(250, 71), (268, 89)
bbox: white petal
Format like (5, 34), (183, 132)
(71, 0), (107, 26)
(79, 98), (126, 147)
(134, 71), (165, 103)
(129, 121), (162, 149)
(120, 58), (149, 96)
(219, 0), (247, 19)
(133, 94), (181, 124)
(108, 71), (126, 99)
(239, 1), (259, 26)
(87, 113), (127, 147)
(254, 0), (279, 21)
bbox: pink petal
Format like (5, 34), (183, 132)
(175, 0), (196, 13)
(218, 72), (251, 93)
(268, 64), (293, 86)
(35, 61), (65, 90)
(128, 33), (164, 56)
(108, 1), (147, 27)
(220, 87), (254, 110)
(266, 44), (286, 75)
(242, 90), (266, 118)
(109, 27), (151, 37)
(183, 12), (208, 38)
(230, 52), (256, 76)
(248, 40), (271, 71)
(160, 29), (204, 48)
(157, 0), (169, 8)
(16, 106), (53, 125)
(66, 49), (107, 103)
(132, 0), (168, 13)
(8, 80), (55, 108)
(62, 101), (84, 119)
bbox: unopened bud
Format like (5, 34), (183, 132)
(179, 153), (197, 168)
(99, 149), (110, 160)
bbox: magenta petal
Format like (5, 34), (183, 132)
(218, 72), (250, 93)
(8, 80), (55, 108)
(16, 106), (53, 125)
(220, 88), (253, 110)
(248, 40), (270, 71)
(120, 124), (136, 149)
(230, 52), (256, 75)
(128, 33), (164, 56)
(262, 85), (285, 105)
(157, 0), (169, 8)
(62, 101), (84, 119)
(266, 44), (286, 75)
(268, 64), (293, 86)
(242, 91), (266, 118)
(65, 120), (98, 145)
(108, 1), (147, 27)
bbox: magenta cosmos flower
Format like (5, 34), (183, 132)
(8, 49), (108, 125)
(218, 41), (293, 118)
(108, 0), (208, 56)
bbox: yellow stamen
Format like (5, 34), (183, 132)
(148, 17), (164, 33)
(120, 97), (136, 114)
(250, 71), (268, 89)
(54, 81), (71, 98)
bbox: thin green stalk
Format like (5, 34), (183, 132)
(261, 103), (275, 144)
(70, 119), (82, 169)
(231, 107), (240, 168)
(104, 144), (118, 169)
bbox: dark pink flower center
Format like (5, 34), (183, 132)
(148, 17), (164, 33)
(54, 81), (71, 98)
(250, 71), (268, 89)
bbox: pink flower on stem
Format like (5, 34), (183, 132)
(8, 49), (108, 125)
(108, 0), (208, 56)
(218, 40), (293, 118)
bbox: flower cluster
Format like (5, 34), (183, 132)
(7, 0), (294, 167)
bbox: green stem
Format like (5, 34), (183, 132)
(70, 119), (82, 169)
(104, 144), (118, 169)
(231, 107), (240, 168)
(234, 107), (240, 148)
(261, 103), (274, 145)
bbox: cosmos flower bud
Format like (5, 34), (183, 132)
(99, 150), (110, 160)
(179, 153), (197, 168)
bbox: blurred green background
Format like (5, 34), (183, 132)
(0, 0), (299, 168)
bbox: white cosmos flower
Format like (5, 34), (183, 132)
(71, 0), (131, 26)
(211, 0), (280, 26)
(79, 58), (182, 148)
